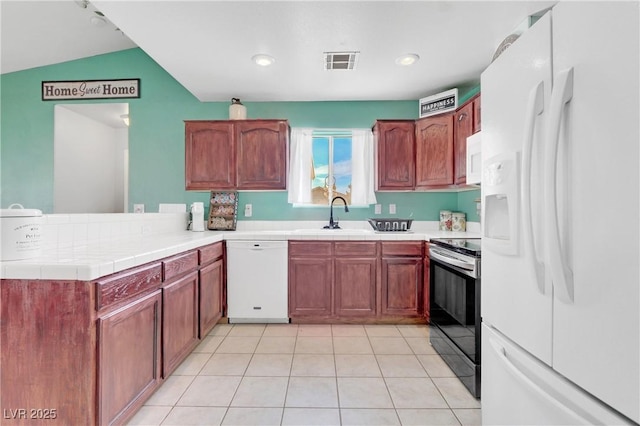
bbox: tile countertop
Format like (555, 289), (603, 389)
(0, 218), (479, 281)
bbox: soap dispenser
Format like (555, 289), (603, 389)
(190, 202), (205, 232)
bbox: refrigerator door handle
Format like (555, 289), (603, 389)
(521, 81), (546, 295)
(544, 67), (575, 303)
(489, 332), (591, 424)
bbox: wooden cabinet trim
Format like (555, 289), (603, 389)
(163, 250), (198, 282)
(334, 241), (378, 257)
(199, 241), (224, 265)
(381, 241), (424, 257)
(95, 262), (162, 311)
(288, 240), (333, 257)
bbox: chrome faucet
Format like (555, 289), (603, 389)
(324, 196), (349, 229)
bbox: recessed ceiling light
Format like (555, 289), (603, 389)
(252, 54), (276, 67)
(395, 53), (420, 66)
(90, 16), (107, 27)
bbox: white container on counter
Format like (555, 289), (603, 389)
(190, 202), (205, 232)
(439, 210), (452, 231)
(452, 212), (467, 232)
(1, 204), (42, 261)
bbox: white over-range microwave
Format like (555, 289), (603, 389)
(466, 132), (482, 185)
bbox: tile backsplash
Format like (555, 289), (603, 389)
(41, 213), (190, 250)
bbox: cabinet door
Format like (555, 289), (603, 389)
(335, 257), (377, 317)
(200, 258), (224, 337)
(235, 120), (288, 190)
(454, 102), (474, 184)
(472, 94), (481, 133)
(185, 121), (235, 190)
(375, 120), (416, 190)
(415, 114), (454, 187)
(162, 271), (199, 377)
(289, 257), (332, 317)
(381, 257), (423, 316)
(98, 291), (162, 426)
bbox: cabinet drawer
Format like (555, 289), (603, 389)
(381, 241), (423, 257)
(163, 250), (198, 281)
(289, 241), (333, 257)
(335, 242), (377, 257)
(199, 242), (224, 265)
(95, 263), (163, 311)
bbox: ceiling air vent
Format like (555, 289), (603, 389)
(324, 51), (359, 70)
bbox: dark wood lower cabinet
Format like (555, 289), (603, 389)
(289, 241), (424, 321)
(162, 272), (199, 377)
(381, 257), (423, 316)
(199, 258), (224, 337)
(98, 290), (162, 426)
(289, 257), (333, 317)
(334, 257), (377, 317)
(0, 242), (226, 426)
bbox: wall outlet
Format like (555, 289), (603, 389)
(389, 204), (396, 214)
(244, 203), (252, 217)
(133, 204), (145, 213)
(374, 204), (382, 215)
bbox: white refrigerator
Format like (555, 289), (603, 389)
(481, 2), (639, 425)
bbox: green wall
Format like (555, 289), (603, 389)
(1, 48), (480, 222)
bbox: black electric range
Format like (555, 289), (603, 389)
(428, 237), (482, 398)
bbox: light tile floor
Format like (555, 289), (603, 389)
(127, 324), (481, 426)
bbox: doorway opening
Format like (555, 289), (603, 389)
(53, 103), (129, 213)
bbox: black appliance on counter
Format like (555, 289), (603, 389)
(429, 238), (481, 398)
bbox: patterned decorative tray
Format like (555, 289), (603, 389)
(208, 191), (238, 231)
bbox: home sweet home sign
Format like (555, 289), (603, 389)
(41, 79), (140, 101)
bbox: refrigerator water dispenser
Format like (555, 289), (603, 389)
(483, 151), (520, 255)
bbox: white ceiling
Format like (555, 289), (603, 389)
(2, 0), (556, 102)
(59, 103), (129, 128)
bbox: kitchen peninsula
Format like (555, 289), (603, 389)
(1, 213), (478, 426)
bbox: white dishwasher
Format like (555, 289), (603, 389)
(226, 240), (289, 323)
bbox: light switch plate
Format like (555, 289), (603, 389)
(374, 204), (382, 215)
(244, 204), (252, 217)
(389, 204), (396, 214)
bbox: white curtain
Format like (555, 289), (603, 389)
(350, 129), (377, 206)
(287, 128), (314, 204)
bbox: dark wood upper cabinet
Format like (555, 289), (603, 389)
(415, 113), (454, 188)
(185, 121), (235, 190)
(454, 101), (474, 185)
(472, 94), (481, 134)
(235, 120), (288, 190)
(185, 119), (289, 191)
(374, 120), (416, 190)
